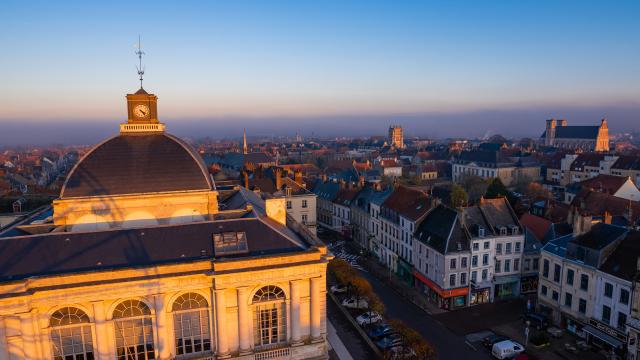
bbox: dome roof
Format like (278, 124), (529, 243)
(61, 134), (212, 198)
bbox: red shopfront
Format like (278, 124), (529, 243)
(414, 270), (469, 310)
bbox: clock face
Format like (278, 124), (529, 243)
(133, 104), (150, 118)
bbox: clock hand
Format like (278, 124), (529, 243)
(140, 110), (147, 116)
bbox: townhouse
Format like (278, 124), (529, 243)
(413, 205), (471, 309)
(379, 186), (434, 282)
(538, 224), (628, 340)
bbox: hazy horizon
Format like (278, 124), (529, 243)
(1, 102), (638, 147)
(2, 1), (639, 146)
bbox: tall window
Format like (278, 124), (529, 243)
(50, 307), (94, 360)
(172, 293), (212, 357)
(253, 286), (287, 348)
(113, 300), (155, 360)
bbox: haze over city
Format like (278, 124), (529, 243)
(1, 0), (639, 145)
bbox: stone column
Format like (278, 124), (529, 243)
(310, 277), (322, 341)
(154, 294), (171, 359)
(19, 310), (38, 360)
(290, 280), (302, 346)
(215, 289), (230, 359)
(237, 287), (251, 354)
(92, 301), (110, 360)
(0, 317), (9, 360)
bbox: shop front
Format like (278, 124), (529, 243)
(470, 286), (491, 305)
(583, 319), (627, 357)
(414, 270), (469, 310)
(494, 274), (521, 300)
(561, 313), (586, 336)
(397, 257), (414, 285)
(520, 275), (539, 312)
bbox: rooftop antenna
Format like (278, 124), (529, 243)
(135, 35), (145, 89)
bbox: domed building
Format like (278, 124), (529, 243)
(0, 86), (330, 360)
(54, 88), (219, 232)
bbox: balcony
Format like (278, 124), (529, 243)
(254, 347), (291, 360)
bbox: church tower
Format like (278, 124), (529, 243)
(243, 128), (248, 154)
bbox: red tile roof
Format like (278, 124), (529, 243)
(519, 213), (552, 241)
(382, 186), (433, 221)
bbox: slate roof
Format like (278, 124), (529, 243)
(542, 234), (572, 258)
(415, 205), (469, 254)
(541, 126), (600, 140)
(612, 155), (640, 171)
(0, 217), (306, 283)
(333, 188), (359, 207)
(599, 231), (640, 281)
(61, 134), (212, 198)
(311, 180), (340, 201)
(571, 223), (628, 250)
(570, 153), (604, 171)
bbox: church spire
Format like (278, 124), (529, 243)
(243, 128), (248, 154)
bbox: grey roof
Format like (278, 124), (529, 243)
(415, 205), (469, 254)
(311, 180), (340, 201)
(61, 134), (212, 198)
(599, 231), (640, 281)
(541, 126), (600, 140)
(542, 234), (572, 258)
(0, 217), (307, 283)
(571, 223), (628, 250)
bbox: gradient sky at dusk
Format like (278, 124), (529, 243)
(1, 1), (639, 144)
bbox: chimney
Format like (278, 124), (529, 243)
(358, 175), (365, 188)
(275, 168), (283, 190)
(242, 171), (249, 188)
(604, 211), (612, 224)
(339, 179), (346, 189)
(294, 170), (303, 186)
(559, 119), (567, 127)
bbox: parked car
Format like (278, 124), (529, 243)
(375, 334), (403, 350)
(388, 346), (416, 359)
(492, 340), (525, 359)
(342, 297), (368, 309)
(547, 326), (563, 338)
(331, 284), (348, 294)
(356, 311), (383, 326)
(367, 323), (393, 339)
(482, 334), (509, 349)
(523, 313), (549, 330)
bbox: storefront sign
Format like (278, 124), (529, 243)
(413, 270), (468, 298)
(589, 319), (627, 342)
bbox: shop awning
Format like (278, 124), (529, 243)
(583, 325), (625, 348)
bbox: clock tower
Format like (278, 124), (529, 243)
(126, 88), (159, 124)
(120, 37), (165, 134)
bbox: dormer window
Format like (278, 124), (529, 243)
(478, 226), (485, 238)
(499, 226), (507, 236)
(509, 225), (519, 235)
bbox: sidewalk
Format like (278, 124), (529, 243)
(327, 320), (354, 360)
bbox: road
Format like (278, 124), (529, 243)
(358, 269), (491, 359)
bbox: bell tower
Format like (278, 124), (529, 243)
(120, 37), (165, 134)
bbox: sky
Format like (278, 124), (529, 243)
(1, 0), (639, 145)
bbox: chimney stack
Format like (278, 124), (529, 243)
(242, 171), (249, 188)
(275, 168), (283, 190)
(294, 170), (303, 186)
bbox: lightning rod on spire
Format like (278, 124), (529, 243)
(135, 35), (145, 89)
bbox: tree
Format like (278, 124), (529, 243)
(386, 319), (437, 360)
(525, 182), (552, 200)
(485, 177), (509, 199)
(450, 184), (468, 208)
(461, 175), (488, 203)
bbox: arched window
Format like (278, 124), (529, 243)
(172, 293), (212, 357)
(50, 307), (94, 360)
(113, 300), (155, 360)
(252, 286), (286, 348)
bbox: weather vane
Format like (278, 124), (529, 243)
(135, 35), (145, 88)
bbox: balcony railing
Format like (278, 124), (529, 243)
(254, 347), (291, 360)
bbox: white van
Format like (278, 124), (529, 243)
(491, 340), (525, 359)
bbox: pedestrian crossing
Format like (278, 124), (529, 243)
(328, 241), (366, 272)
